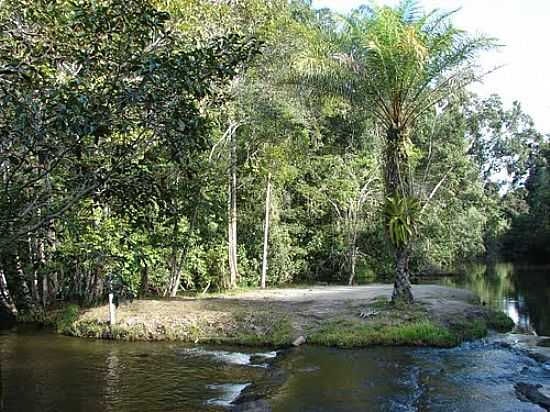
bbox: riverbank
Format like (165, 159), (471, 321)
(37, 285), (513, 348)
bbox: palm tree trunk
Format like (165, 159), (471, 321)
(385, 126), (413, 303)
(392, 246), (413, 303)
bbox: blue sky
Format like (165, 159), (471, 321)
(312, 0), (550, 134)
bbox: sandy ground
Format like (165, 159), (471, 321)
(217, 284), (482, 328)
(221, 284), (476, 303)
(80, 284), (484, 337)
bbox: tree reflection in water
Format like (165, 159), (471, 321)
(436, 263), (550, 336)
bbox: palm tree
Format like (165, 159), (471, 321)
(295, 0), (494, 302)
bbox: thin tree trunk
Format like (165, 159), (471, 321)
(43, 152), (58, 302)
(14, 254), (33, 310)
(36, 235), (48, 308)
(139, 263), (149, 298)
(348, 200), (357, 286)
(228, 126), (238, 288)
(46, 219), (58, 302)
(28, 236), (39, 303)
(0, 268), (17, 318)
(169, 252), (182, 298)
(261, 172), (273, 289)
(168, 211), (181, 297)
(42, 274), (48, 309)
(166, 198), (198, 297)
(348, 242), (357, 286)
(385, 126), (414, 303)
(74, 255), (82, 302)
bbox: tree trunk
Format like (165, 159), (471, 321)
(384, 127), (410, 197)
(261, 172), (273, 289)
(139, 263), (149, 298)
(0, 268), (17, 318)
(41, 274), (48, 309)
(228, 126), (238, 288)
(28, 236), (39, 302)
(168, 213), (182, 297)
(46, 219), (58, 302)
(348, 202), (358, 286)
(169, 252), (182, 298)
(385, 126), (414, 303)
(14, 254), (34, 310)
(348, 245), (357, 286)
(36, 235), (48, 308)
(166, 197), (198, 297)
(392, 246), (413, 303)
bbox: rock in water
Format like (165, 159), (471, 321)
(231, 400), (272, 412)
(292, 336), (306, 347)
(515, 382), (550, 410)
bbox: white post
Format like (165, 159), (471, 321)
(108, 292), (116, 326)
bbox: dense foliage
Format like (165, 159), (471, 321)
(0, 0), (547, 317)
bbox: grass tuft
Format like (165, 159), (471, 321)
(56, 304), (81, 334)
(486, 311), (515, 333)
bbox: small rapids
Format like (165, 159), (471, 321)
(268, 338), (549, 412)
(206, 383), (251, 407)
(178, 347), (278, 368)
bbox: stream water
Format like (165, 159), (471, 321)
(0, 264), (548, 412)
(430, 263), (550, 336)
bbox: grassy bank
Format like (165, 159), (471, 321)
(29, 286), (514, 348)
(306, 301), (513, 348)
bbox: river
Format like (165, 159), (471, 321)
(0, 264), (548, 412)
(430, 263), (550, 336)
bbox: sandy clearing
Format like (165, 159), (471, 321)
(219, 284), (477, 304)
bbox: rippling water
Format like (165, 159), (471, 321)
(1, 327), (548, 411)
(270, 341), (549, 411)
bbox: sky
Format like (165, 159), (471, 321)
(312, 0), (550, 134)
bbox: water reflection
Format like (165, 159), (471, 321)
(433, 263), (550, 336)
(0, 329), (265, 411)
(105, 351), (121, 412)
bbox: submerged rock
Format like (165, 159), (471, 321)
(292, 335), (306, 346)
(231, 399), (272, 412)
(515, 382), (550, 410)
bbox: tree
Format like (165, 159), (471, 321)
(0, 0), (260, 315)
(295, 0), (493, 302)
(501, 142), (550, 263)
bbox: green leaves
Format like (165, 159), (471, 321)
(385, 195), (420, 247)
